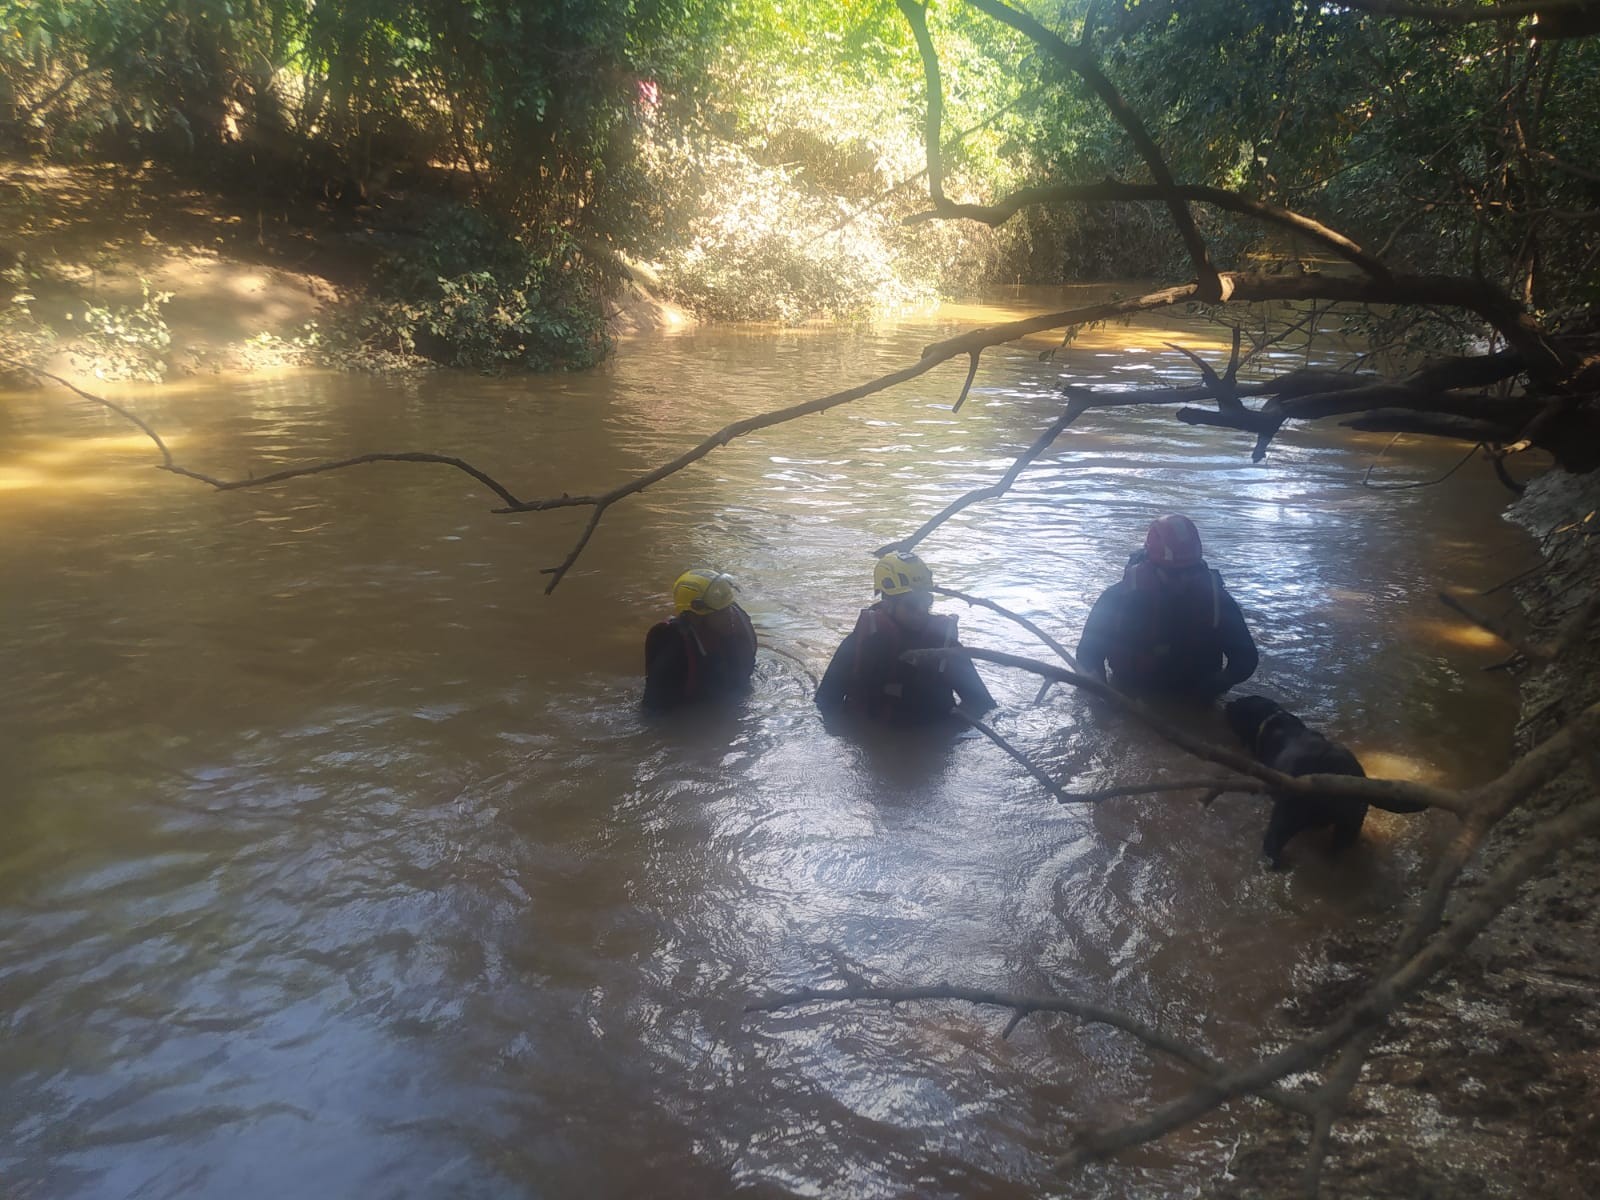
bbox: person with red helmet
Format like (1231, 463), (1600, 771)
(1075, 515), (1259, 697)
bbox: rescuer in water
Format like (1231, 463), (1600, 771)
(642, 568), (758, 710)
(815, 551), (996, 726)
(1075, 514), (1259, 697)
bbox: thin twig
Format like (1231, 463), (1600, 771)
(876, 397), (1092, 556)
(5, 358), (533, 509)
(1362, 439), (1482, 490)
(6, 358), (177, 467)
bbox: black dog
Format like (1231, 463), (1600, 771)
(1225, 695), (1428, 869)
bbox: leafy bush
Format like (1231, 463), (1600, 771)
(360, 209), (612, 370)
(72, 278), (172, 381)
(0, 263), (55, 377)
(643, 119), (1000, 324)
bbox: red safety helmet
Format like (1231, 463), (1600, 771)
(1144, 514), (1204, 568)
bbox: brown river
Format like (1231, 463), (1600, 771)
(1, 289), (1532, 1198)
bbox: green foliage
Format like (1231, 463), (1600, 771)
(359, 208), (611, 370)
(6, 0), (1597, 356)
(0, 259), (55, 373)
(647, 138), (925, 321)
(72, 278), (172, 380)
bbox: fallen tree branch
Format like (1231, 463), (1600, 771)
(951, 711), (1257, 807)
(901, 645), (1468, 814)
(875, 396), (1092, 557)
(1065, 787), (1600, 1168)
(1063, 776), (1266, 803)
(907, 179), (1391, 281)
(960, 0), (1224, 299)
(743, 981), (1317, 1117)
(952, 711), (1076, 803)
(14, 271), (1577, 592)
(1344, 411), (1516, 443)
(930, 586), (1082, 673)
(520, 354), (949, 590)
(2, 359), (533, 509)
(746, 701), (1600, 1185)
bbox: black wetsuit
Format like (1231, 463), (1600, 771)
(1075, 554), (1258, 696)
(642, 606), (758, 711)
(815, 604), (996, 726)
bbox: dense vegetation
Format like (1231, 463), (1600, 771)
(2, 2), (1598, 370)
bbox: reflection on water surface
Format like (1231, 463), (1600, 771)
(0, 287), (1530, 1198)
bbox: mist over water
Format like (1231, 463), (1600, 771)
(0, 287), (1528, 1197)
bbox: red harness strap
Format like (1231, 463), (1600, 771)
(847, 605), (957, 719)
(651, 608), (757, 702)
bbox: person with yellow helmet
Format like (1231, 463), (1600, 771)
(643, 568), (758, 710)
(815, 550), (995, 726)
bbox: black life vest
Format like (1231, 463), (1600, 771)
(1105, 557), (1226, 688)
(845, 604), (960, 723)
(645, 606), (757, 703)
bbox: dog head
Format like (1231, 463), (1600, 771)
(1225, 695), (1305, 755)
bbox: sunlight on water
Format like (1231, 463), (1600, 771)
(1407, 617), (1510, 650)
(0, 287), (1530, 1199)
(1347, 749), (1449, 786)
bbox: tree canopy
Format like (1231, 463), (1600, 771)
(3, 1), (1598, 371)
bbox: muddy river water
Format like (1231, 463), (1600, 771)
(1, 288), (1533, 1197)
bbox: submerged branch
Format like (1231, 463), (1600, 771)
(952, 711), (1075, 803)
(743, 982), (1317, 1117)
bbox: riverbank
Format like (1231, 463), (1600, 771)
(1211, 469), (1600, 1199)
(0, 158), (691, 384)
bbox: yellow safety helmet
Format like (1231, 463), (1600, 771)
(874, 550), (933, 596)
(673, 568), (738, 615)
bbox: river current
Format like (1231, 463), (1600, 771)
(1, 288), (1530, 1197)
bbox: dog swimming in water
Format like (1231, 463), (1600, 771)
(1225, 695), (1429, 869)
